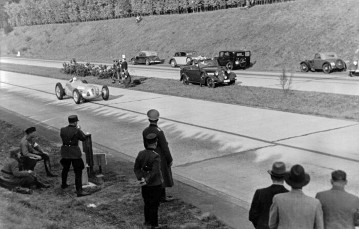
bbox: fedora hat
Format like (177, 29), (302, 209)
(267, 161), (286, 177)
(285, 164), (310, 189)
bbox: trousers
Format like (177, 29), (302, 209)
(141, 185), (162, 227)
(60, 158), (84, 192)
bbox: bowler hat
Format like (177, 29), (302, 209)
(332, 170), (347, 181)
(145, 133), (158, 144)
(68, 115), (79, 123)
(25, 127), (36, 135)
(285, 164), (310, 189)
(147, 109), (160, 121)
(267, 161), (286, 177)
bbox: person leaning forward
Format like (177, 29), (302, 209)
(142, 109), (174, 203)
(60, 115), (90, 197)
(134, 133), (163, 228)
(20, 126), (57, 177)
(249, 162), (289, 229)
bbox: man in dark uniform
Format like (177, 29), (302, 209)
(60, 115), (90, 197)
(249, 162), (288, 229)
(20, 127), (57, 177)
(142, 109), (174, 203)
(120, 54), (131, 87)
(134, 133), (163, 228)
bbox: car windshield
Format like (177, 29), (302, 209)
(198, 59), (218, 67)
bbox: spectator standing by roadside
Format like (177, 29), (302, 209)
(134, 133), (163, 228)
(60, 115), (90, 197)
(249, 162), (288, 229)
(269, 164), (324, 229)
(316, 170), (359, 229)
(142, 109), (174, 203)
(20, 126), (57, 177)
(1, 147), (50, 189)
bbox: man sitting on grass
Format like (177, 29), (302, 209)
(0, 147), (50, 190)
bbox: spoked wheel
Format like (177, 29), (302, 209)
(322, 63), (331, 74)
(55, 83), (64, 100)
(101, 85), (110, 100)
(238, 58), (246, 68)
(206, 78), (215, 88)
(300, 63), (309, 72)
(182, 74), (189, 85)
(73, 89), (82, 104)
(170, 60), (177, 68)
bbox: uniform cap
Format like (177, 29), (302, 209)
(68, 115), (79, 123)
(25, 127), (36, 135)
(332, 170), (346, 181)
(147, 109), (160, 121)
(145, 133), (158, 144)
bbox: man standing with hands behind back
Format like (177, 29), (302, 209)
(60, 115), (90, 197)
(143, 109), (174, 203)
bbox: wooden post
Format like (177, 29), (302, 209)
(82, 133), (94, 176)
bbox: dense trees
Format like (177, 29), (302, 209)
(3, 0), (294, 27)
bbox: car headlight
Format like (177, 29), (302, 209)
(354, 60), (358, 65)
(235, 61), (239, 65)
(214, 71), (218, 76)
(330, 62), (335, 67)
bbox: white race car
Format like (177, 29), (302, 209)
(55, 77), (109, 104)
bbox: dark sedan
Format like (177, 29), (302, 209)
(130, 51), (165, 65)
(180, 59), (237, 88)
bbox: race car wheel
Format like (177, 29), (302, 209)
(145, 59), (150, 65)
(170, 59), (177, 68)
(226, 62), (233, 70)
(182, 74), (189, 85)
(101, 85), (110, 100)
(322, 63), (331, 74)
(55, 83), (64, 100)
(206, 78), (215, 88)
(73, 89), (82, 104)
(300, 63), (309, 72)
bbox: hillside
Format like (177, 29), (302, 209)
(1, 0), (359, 71)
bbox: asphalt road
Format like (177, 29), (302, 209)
(2, 57), (359, 95)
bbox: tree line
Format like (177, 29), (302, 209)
(3, 0), (294, 27)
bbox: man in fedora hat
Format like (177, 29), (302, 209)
(142, 109), (174, 203)
(269, 164), (324, 229)
(315, 170), (359, 229)
(249, 162), (289, 229)
(60, 115), (90, 197)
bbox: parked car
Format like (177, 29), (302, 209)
(180, 58), (237, 88)
(130, 51), (165, 65)
(55, 77), (109, 104)
(168, 51), (207, 67)
(348, 53), (359, 77)
(216, 50), (251, 70)
(300, 52), (346, 74)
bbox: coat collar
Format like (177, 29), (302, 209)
(331, 185), (345, 191)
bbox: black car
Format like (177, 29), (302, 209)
(130, 51), (165, 65)
(180, 59), (237, 88)
(217, 50), (251, 70)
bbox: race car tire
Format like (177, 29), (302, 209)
(101, 85), (110, 100)
(322, 63), (331, 74)
(206, 78), (216, 88)
(55, 83), (64, 100)
(73, 89), (82, 104)
(226, 62), (234, 70)
(300, 63), (309, 72)
(182, 74), (189, 85)
(170, 59), (177, 68)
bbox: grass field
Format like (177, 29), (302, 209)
(1, 0), (359, 71)
(1, 62), (359, 122)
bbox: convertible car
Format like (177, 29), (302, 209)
(300, 52), (346, 74)
(130, 51), (165, 65)
(180, 59), (237, 88)
(55, 77), (109, 104)
(168, 50), (207, 67)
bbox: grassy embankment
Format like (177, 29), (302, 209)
(1, 0), (359, 71)
(0, 119), (230, 229)
(1, 62), (359, 122)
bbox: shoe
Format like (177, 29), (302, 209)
(77, 191), (91, 197)
(61, 184), (69, 189)
(46, 172), (58, 177)
(160, 196), (174, 203)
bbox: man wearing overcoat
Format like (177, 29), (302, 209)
(142, 109), (174, 202)
(60, 115), (90, 197)
(249, 162), (288, 229)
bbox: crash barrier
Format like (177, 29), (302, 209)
(81, 152), (89, 185)
(93, 153), (107, 174)
(82, 133), (94, 176)
(253, 0), (295, 5)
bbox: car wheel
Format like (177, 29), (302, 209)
(182, 74), (190, 85)
(206, 78), (215, 88)
(186, 57), (192, 64)
(73, 89), (82, 104)
(145, 59), (150, 65)
(238, 58), (246, 68)
(322, 63), (331, 74)
(101, 85), (110, 100)
(226, 62), (233, 70)
(335, 60), (344, 70)
(300, 63), (309, 72)
(55, 83), (64, 100)
(170, 59), (177, 68)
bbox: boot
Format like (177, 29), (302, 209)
(77, 190), (90, 197)
(36, 180), (50, 189)
(44, 160), (57, 177)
